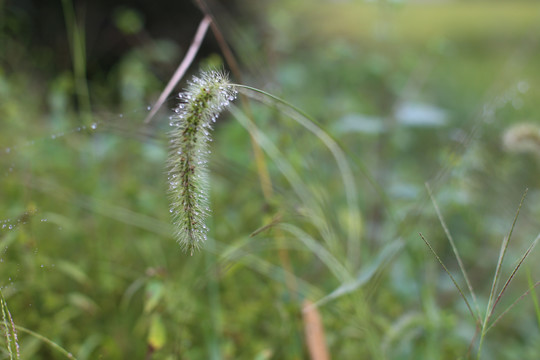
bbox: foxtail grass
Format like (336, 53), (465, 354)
(167, 70), (237, 255)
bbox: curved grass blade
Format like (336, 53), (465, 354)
(233, 85), (362, 267)
(311, 239), (404, 308)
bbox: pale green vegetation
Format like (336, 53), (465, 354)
(0, 0), (539, 359)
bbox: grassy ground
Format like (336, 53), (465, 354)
(1, 0), (540, 359)
(288, 1), (540, 44)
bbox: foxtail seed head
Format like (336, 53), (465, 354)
(503, 123), (540, 157)
(167, 71), (237, 255)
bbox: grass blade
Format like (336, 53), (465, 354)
(527, 269), (540, 328)
(233, 85), (362, 268)
(144, 15), (212, 124)
(426, 182), (481, 321)
(312, 239), (403, 308)
(280, 223), (352, 282)
(419, 233), (477, 322)
(485, 280), (540, 334)
(484, 189), (527, 324)
(489, 231), (540, 318)
(230, 105), (339, 252)
(477, 188), (528, 359)
(15, 326), (77, 360)
(0, 293), (19, 360)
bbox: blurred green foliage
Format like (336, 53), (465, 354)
(1, 0), (540, 359)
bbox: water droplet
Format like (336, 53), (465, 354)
(51, 134), (56, 139)
(41, 219), (48, 222)
(40, 264), (44, 268)
(147, 106), (151, 111)
(91, 123), (97, 130)
(119, 113), (124, 118)
(5, 148), (10, 154)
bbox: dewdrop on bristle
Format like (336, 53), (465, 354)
(167, 71), (237, 255)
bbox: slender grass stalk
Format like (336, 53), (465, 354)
(419, 233), (477, 321)
(229, 106), (340, 255)
(196, 5), (298, 310)
(485, 280), (540, 333)
(279, 223), (351, 282)
(213, 239), (322, 300)
(477, 189), (528, 358)
(426, 182), (481, 322)
(60, 0), (92, 123)
(15, 326), (77, 360)
(489, 231), (540, 317)
(527, 268), (540, 329)
(197, 1), (276, 206)
(205, 230), (223, 359)
(168, 70), (237, 254)
(0, 293), (19, 360)
(144, 15), (212, 124)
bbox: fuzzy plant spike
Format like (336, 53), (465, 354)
(168, 70), (237, 255)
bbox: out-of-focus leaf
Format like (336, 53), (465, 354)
(333, 113), (385, 135)
(68, 292), (98, 315)
(395, 101), (447, 127)
(77, 333), (102, 360)
(148, 314), (166, 351)
(57, 260), (90, 285)
(144, 280), (163, 313)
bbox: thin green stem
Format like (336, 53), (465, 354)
(426, 182), (481, 322)
(419, 233), (477, 321)
(61, 0), (92, 123)
(15, 326), (78, 359)
(527, 268), (540, 329)
(477, 188), (528, 359)
(485, 280), (540, 334)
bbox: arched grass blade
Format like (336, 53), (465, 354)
(311, 239), (404, 308)
(15, 326), (77, 360)
(233, 85), (362, 268)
